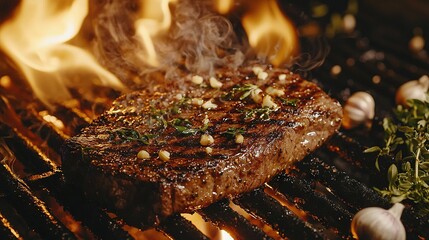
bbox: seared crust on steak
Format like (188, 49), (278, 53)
(61, 65), (342, 226)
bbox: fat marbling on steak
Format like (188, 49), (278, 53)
(61, 65), (342, 226)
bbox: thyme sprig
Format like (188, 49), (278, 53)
(149, 106), (168, 129)
(148, 96), (192, 129)
(222, 84), (259, 100)
(365, 98), (429, 215)
(171, 96), (191, 114)
(222, 127), (246, 138)
(109, 128), (156, 145)
(279, 97), (298, 107)
(169, 118), (199, 135)
(169, 118), (209, 135)
(241, 107), (276, 120)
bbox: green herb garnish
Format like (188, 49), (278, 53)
(241, 107), (276, 120)
(222, 127), (246, 138)
(149, 106), (168, 129)
(109, 128), (156, 145)
(171, 96), (191, 114)
(279, 97), (298, 107)
(222, 84), (259, 100)
(169, 118), (199, 135)
(365, 98), (429, 215)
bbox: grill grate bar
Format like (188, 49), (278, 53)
(321, 131), (390, 187)
(0, 163), (75, 239)
(233, 188), (324, 239)
(299, 157), (392, 209)
(0, 191), (44, 239)
(54, 104), (93, 133)
(2, 125), (58, 174)
(157, 214), (210, 240)
(20, 111), (70, 154)
(0, 211), (23, 240)
(199, 199), (273, 240)
(269, 173), (353, 237)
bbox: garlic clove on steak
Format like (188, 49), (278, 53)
(137, 150), (150, 159)
(235, 134), (244, 144)
(200, 134), (214, 146)
(395, 75), (429, 106)
(191, 75), (204, 85)
(342, 91), (375, 129)
(209, 77), (223, 89)
(158, 150), (170, 161)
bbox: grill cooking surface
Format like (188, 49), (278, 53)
(1, 0), (429, 239)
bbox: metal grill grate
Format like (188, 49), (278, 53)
(1, 0), (429, 239)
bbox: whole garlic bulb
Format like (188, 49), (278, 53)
(342, 91), (375, 129)
(395, 75), (429, 106)
(351, 203), (406, 240)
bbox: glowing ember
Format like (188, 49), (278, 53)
(39, 111), (65, 130)
(0, 75), (11, 88)
(181, 212), (224, 239)
(0, 0), (124, 108)
(242, 0), (299, 66)
(219, 230), (234, 240)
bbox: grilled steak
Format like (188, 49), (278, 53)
(61, 65), (342, 227)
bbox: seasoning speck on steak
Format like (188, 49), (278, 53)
(61, 65), (342, 227)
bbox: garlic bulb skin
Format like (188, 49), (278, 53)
(395, 75), (429, 106)
(351, 203), (406, 240)
(342, 91), (375, 129)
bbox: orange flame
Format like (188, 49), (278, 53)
(0, 0), (124, 107)
(242, 0), (299, 66)
(0, 0), (300, 108)
(214, 0), (235, 15)
(134, 0), (177, 67)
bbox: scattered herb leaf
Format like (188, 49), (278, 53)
(241, 107), (276, 120)
(222, 127), (246, 138)
(279, 97), (298, 107)
(109, 128), (156, 145)
(171, 97), (190, 114)
(149, 106), (168, 129)
(222, 84), (259, 100)
(200, 119), (209, 132)
(169, 118), (199, 135)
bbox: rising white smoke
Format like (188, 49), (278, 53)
(93, 0), (246, 91)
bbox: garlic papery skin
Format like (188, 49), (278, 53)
(351, 203), (406, 240)
(342, 91), (375, 129)
(395, 75), (429, 106)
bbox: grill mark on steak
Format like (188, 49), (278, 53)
(62, 65), (343, 227)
